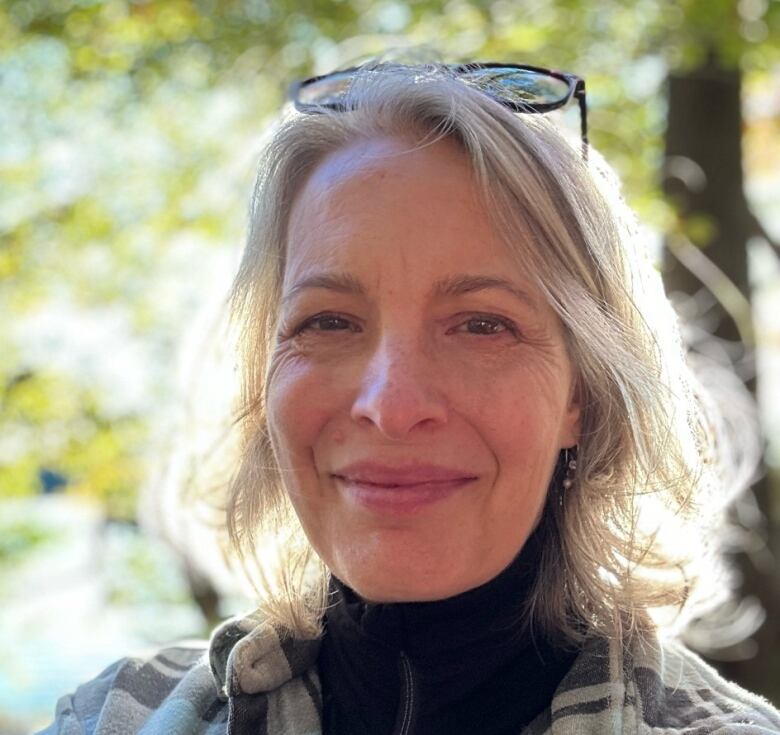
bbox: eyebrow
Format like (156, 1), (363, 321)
(282, 272), (365, 304)
(282, 271), (538, 309)
(434, 274), (539, 310)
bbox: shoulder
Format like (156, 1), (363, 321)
(540, 632), (780, 734)
(36, 641), (227, 735)
(36, 611), (323, 735)
(629, 635), (780, 733)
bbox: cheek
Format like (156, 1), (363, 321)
(266, 356), (342, 465)
(467, 369), (570, 462)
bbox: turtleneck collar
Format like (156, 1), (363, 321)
(318, 527), (577, 735)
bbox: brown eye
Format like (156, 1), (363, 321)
(465, 317), (507, 335)
(449, 315), (518, 336)
(300, 313), (360, 333)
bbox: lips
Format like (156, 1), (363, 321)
(332, 461), (478, 513)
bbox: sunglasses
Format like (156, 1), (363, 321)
(288, 62), (588, 159)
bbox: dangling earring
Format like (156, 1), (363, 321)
(562, 446), (577, 490)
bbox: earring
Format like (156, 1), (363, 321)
(562, 447), (577, 490)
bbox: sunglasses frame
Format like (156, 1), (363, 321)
(288, 61), (589, 159)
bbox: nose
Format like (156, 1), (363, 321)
(350, 338), (448, 440)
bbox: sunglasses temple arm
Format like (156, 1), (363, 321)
(577, 91), (589, 161)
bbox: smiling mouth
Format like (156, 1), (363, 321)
(331, 464), (479, 513)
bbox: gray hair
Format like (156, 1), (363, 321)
(227, 63), (729, 643)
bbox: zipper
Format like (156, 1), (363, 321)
(394, 651), (416, 735)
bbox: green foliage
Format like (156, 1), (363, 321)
(0, 519), (59, 567)
(102, 524), (197, 606)
(0, 367), (147, 518)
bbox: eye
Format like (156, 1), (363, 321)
(449, 314), (519, 336)
(297, 313), (361, 334)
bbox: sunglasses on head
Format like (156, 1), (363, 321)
(288, 62), (589, 160)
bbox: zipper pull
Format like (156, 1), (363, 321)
(393, 651), (417, 735)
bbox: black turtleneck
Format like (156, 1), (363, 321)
(317, 528), (578, 735)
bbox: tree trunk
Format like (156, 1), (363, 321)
(663, 54), (780, 703)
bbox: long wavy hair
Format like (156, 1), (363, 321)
(225, 62), (733, 644)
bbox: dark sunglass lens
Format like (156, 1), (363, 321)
(464, 67), (571, 106)
(296, 70), (356, 107)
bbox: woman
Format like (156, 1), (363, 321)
(40, 61), (780, 734)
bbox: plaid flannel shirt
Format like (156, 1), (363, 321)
(38, 610), (780, 734)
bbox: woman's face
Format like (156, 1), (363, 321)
(268, 135), (580, 602)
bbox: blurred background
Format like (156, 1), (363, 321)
(1, 0), (779, 732)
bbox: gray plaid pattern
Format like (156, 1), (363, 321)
(37, 612), (780, 734)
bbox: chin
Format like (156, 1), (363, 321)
(336, 560), (488, 604)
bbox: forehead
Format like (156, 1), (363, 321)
(284, 135), (540, 289)
(289, 135), (482, 244)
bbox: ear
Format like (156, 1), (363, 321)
(559, 377), (582, 449)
